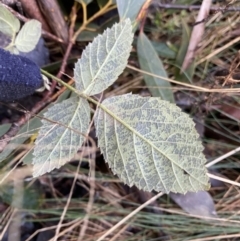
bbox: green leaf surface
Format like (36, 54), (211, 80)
(0, 116), (42, 163)
(0, 123), (11, 137)
(74, 19), (133, 96)
(32, 97), (90, 177)
(116, 0), (145, 21)
(97, 0), (116, 8)
(175, 20), (195, 83)
(137, 32), (175, 103)
(94, 94), (210, 194)
(76, 0), (93, 5)
(76, 22), (99, 42)
(97, 0), (108, 8)
(0, 4), (20, 36)
(99, 15), (119, 32)
(22, 149), (34, 165)
(0, 182), (43, 209)
(77, 29), (99, 42)
(151, 41), (176, 59)
(15, 19), (42, 52)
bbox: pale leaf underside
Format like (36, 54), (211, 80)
(15, 20), (41, 52)
(74, 18), (133, 96)
(0, 4), (20, 36)
(32, 97), (90, 177)
(94, 94), (210, 194)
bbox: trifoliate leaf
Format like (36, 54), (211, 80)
(32, 97), (90, 177)
(15, 20), (42, 52)
(0, 4), (20, 36)
(94, 94), (210, 194)
(74, 18), (133, 96)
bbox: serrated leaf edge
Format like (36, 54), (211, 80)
(95, 94), (209, 193)
(74, 18), (133, 95)
(32, 97), (90, 177)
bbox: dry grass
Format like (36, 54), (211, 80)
(1, 0), (240, 240)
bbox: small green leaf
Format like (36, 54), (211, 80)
(116, 0), (145, 21)
(99, 15), (119, 31)
(76, 23), (99, 42)
(0, 123), (11, 137)
(32, 97), (90, 177)
(22, 149), (34, 165)
(0, 182), (43, 209)
(0, 4), (20, 36)
(97, 0), (108, 8)
(75, 0), (93, 5)
(0, 116), (42, 163)
(77, 30), (99, 42)
(137, 32), (175, 102)
(15, 19), (42, 52)
(97, 0), (116, 8)
(150, 41), (176, 59)
(94, 94), (210, 194)
(74, 18), (133, 96)
(175, 20), (195, 83)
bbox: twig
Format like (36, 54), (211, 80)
(208, 173), (240, 188)
(206, 146), (240, 168)
(25, 218), (82, 241)
(73, 0), (112, 41)
(0, 2), (64, 43)
(57, 0), (113, 79)
(153, 3), (240, 12)
(197, 35), (240, 65)
(77, 94), (99, 240)
(181, 0), (212, 71)
(42, 30), (64, 44)
(78, 141), (96, 240)
(56, 2), (77, 79)
(127, 64), (240, 93)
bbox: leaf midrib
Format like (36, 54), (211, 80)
(84, 20), (130, 94)
(0, 10), (19, 32)
(98, 98), (207, 187)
